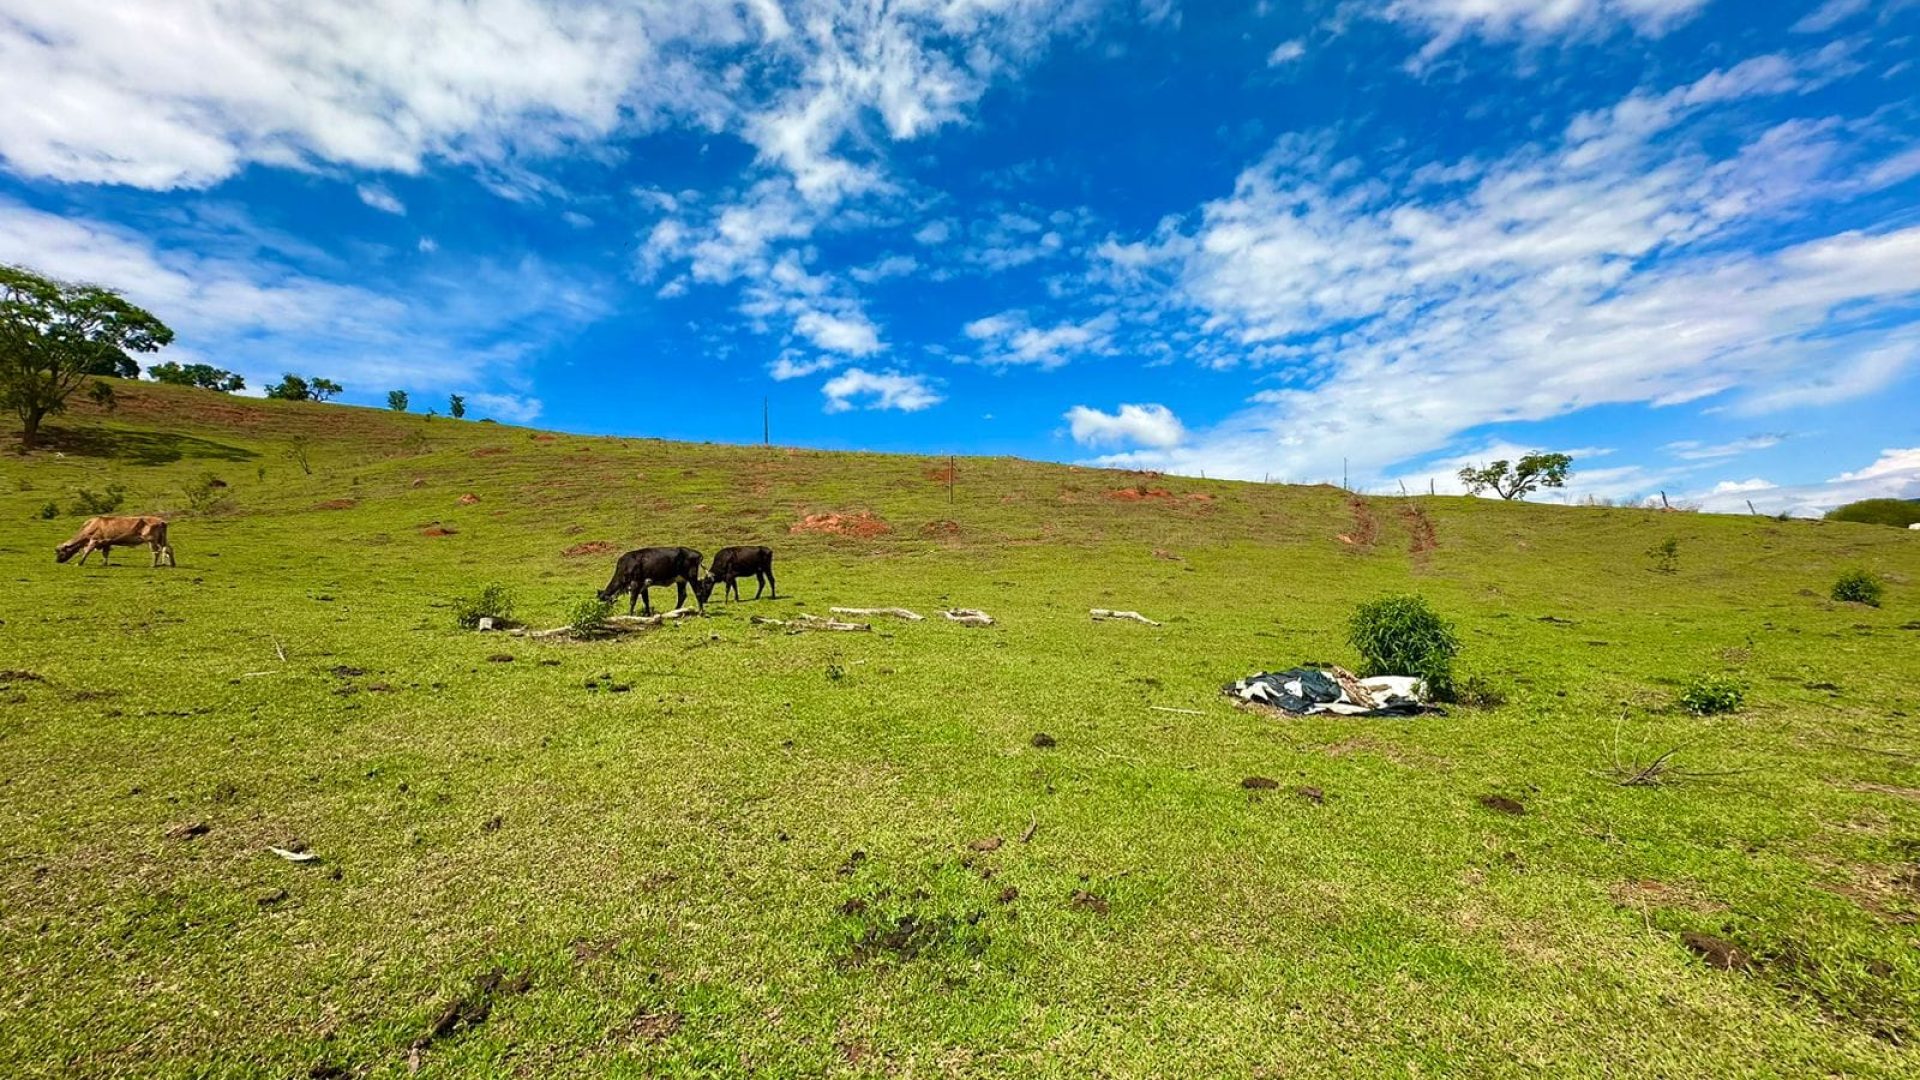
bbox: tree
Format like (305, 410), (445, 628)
(150, 361), (244, 392)
(1, 264), (173, 450)
(387, 389), (409, 412)
(1457, 453), (1573, 501)
(264, 373), (311, 400)
(449, 394), (466, 419)
(310, 377), (342, 402)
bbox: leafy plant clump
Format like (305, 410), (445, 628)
(181, 472), (230, 514)
(1678, 674), (1745, 716)
(38, 501), (58, 519)
(68, 483), (126, 516)
(1648, 536), (1679, 573)
(566, 597), (614, 639)
(452, 583), (516, 629)
(1348, 594), (1460, 699)
(1830, 568), (1884, 607)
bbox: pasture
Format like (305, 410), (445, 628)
(2, 382), (1917, 1077)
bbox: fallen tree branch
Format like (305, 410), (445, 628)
(831, 606), (925, 621)
(1091, 608), (1161, 627)
(943, 608), (994, 626)
(522, 609), (699, 639)
(1149, 705), (1204, 716)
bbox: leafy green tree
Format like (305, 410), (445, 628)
(150, 361), (244, 392)
(1457, 453), (1573, 500)
(387, 390), (409, 412)
(310, 377), (342, 402)
(1, 264), (173, 449)
(449, 393), (466, 419)
(264, 373), (311, 400)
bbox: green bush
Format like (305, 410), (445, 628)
(1831, 568), (1884, 607)
(1647, 536), (1679, 573)
(452, 583), (516, 629)
(566, 597), (613, 639)
(1348, 594), (1460, 699)
(38, 501), (58, 520)
(1678, 674), (1745, 716)
(1824, 499), (1920, 528)
(182, 473), (230, 515)
(68, 484), (126, 516)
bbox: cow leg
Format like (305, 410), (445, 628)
(151, 542), (161, 568)
(639, 584), (653, 616)
(675, 580), (688, 610)
(765, 566), (777, 599)
(752, 572), (766, 600)
(98, 545), (110, 565)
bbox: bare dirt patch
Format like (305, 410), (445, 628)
(422, 526), (458, 537)
(1337, 496), (1378, 548)
(1108, 485), (1174, 502)
(457, 493), (481, 505)
(314, 499), (357, 510)
(919, 519), (961, 538)
(791, 511), (891, 538)
(531, 434), (557, 443)
(1402, 504), (1439, 559)
(562, 540), (616, 557)
(925, 464), (956, 484)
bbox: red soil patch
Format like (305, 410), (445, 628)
(1186, 493), (1215, 502)
(919, 519), (962, 537)
(791, 511), (891, 538)
(458, 493), (481, 505)
(1337, 496), (1378, 548)
(1108, 485), (1174, 502)
(421, 526), (458, 537)
(925, 464), (956, 484)
(562, 540), (616, 557)
(531, 434), (557, 442)
(470, 447), (509, 458)
(314, 498), (357, 510)
(1402, 504), (1439, 559)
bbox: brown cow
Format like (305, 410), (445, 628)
(55, 516), (176, 567)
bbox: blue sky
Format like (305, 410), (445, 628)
(1, 0), (1916, 513)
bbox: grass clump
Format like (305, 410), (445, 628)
(68, 483), (126, 516)
(565, 597), (614, 639)
(1678, 674), (1745, 716)
(1830, 568), (1884, 607)
(1648, 536), (1679, 573)
(452, 583), (516, 629)
(37, 501), (58, 520)
(1348, 594), (1459, 700)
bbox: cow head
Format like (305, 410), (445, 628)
(55, 540), (85, 563)
(691, 575), (715, 607)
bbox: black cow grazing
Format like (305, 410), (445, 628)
(709, 545), (777, 602)
(598, 547), (714, 615)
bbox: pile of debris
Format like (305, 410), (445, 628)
(1224, 666), (1431, 717)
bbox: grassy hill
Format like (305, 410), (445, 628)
(2, 380), (1917, 1078)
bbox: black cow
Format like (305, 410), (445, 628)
(598, 547), (713, 615)
(709, 545), (776, 602)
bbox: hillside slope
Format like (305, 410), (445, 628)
(2, 382), (1917, 1078)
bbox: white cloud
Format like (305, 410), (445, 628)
(1267, 40), (1306, 65)
(465, 392), (544, 424)
(1793, 0), (1871, 34)
(914, 220), (953, 245)
(1379, 0), (1712, 67)
(821, 368), (943, 413)
(560, 210), (594, 229)
(964, 309), (1116, 368)
(1094, 54), (1920, 485)
(417, 236), (438, 253)
(1682, 447), (1920, 515)
(769, 353), (841, 381)
(0, 198), (599, 404)
(849, 253), (920, 283)
(1664, 435), (1784, 460)
(1065, 403), (1187, 448)
(356, 183), (405, 215)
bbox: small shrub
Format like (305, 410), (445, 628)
(1648, 536), (1679, 573)
(452, 583), (516, 629)
(38, 501), (59, 520)
(1678, 674), (1744, 716)
(1348, 594), (1460, 699)
(1831, 568), (1884, 607)
(566, 597), (613, 639)
(1454, 674), (1507, 709)
(182, 473), (230, 514)
(68, 484), (126, 516)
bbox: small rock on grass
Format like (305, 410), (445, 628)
(1030, 732), (1056, 748)
(1477, 794), (1526, 816)
(969, 836), (1004, 852)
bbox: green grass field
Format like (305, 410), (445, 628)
(2, 381), (1917, 1077)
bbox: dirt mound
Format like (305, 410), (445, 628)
(1186, 493), (1215, 502)
(314, 498), (357, 510)
(562, 541), (616, 557)
(791, 511), (891, 538)
(1108, 485), (1174, 502)
(422, 525), (458, 537)
(457, 493), (481, 505)
(925, 464), (956, 484)
(919, 519), (961, 537)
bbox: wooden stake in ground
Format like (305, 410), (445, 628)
(1090, 608), (1161, 627)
